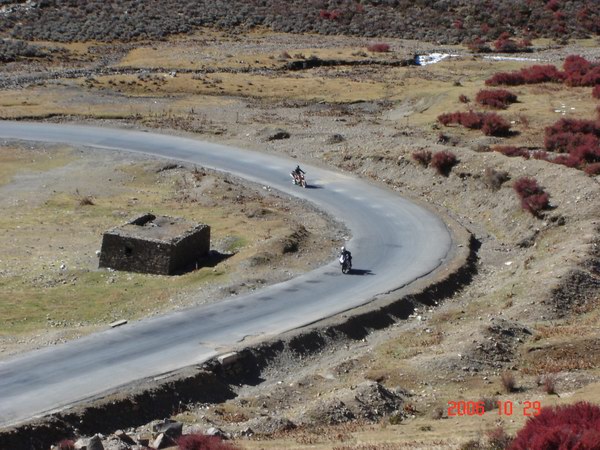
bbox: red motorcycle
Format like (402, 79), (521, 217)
(291, 171), (307, 188)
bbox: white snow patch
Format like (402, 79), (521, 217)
(483, 56), (543, 62)
(415, 53), (458, 66)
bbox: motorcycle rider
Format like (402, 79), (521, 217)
(291, 165), (305, 184)
(339, 246), (352, 265)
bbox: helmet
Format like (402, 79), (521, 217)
(341, 246), (345, 251)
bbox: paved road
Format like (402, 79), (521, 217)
(0, 122), (452, 427)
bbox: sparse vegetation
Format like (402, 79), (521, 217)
(500, 371), (517, 393)
(513, 177), (551, 216)
(483, 167), (510, 191)
(412, 149), (432, 167)
(431, 150), (458, 176)
(541, 374), (557, 395)
(486, 426), (513, 450)
(494, 146), (530, 159)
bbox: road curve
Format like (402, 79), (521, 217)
(0, 122), (452, 427)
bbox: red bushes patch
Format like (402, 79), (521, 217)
(177, 434), (240, 450)
(476, 89), (518, 109)
(510, 402), (600, 450)
(437, 111), (511, 136)
(486, 56), (600, 87)
(593, 85), (600, 99)
(543, 118), (600, 169)
(513, 177), (550, 216)
(430, 150), (458, 176)
(563, 55), (600, 87)
(486, 65), (565, 86)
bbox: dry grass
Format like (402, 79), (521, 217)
(0, 146), (313, 340)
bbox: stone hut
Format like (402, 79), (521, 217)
(99, 213), (210, 275)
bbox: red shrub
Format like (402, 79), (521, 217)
(437, 112), (460, 126)
(486, 65), (564, 86)
(520, 65), (565, 84)
(564, 54), (591, 86)
(431, 150), (458, 176)
(367, 43), (390, 52)
(584, 162), (600, 176)
(481, 113), (512, 136)
(563, 55), (600, 87)
(494, 146), (530, 159)
(453, 19), (463, 30)
(593, 85), (600, 99)
(476, 89), (518, 109)
(522, 192), (551, 215)
(177, 434), (239, 450)
(582, 66), (600, 86)
(437, 113), (451, 126)
(569, 135), (600, 163)
(532, 150), (550, 160)
(412, 149), (432, 167)
(437, 111), (511, 136)
(460, 111), (485, 129)
(513, 177), (543, 198)
(486, 71), (526, 86)
(544, 118), (600, 168)
(509, 402), (600, 450)
(545, 118), (600, 144)
(513, 177), (550, 215)
(552, 154), (581, 168)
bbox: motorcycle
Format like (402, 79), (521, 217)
(291, 171), (307, 188)
(339, 253), (352, 274)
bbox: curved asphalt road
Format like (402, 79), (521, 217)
(0, 122), (452, 427)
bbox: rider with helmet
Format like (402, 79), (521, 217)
(293, 165), (305, 177)
(291, 165), (306, 186)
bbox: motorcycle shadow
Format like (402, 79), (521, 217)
(347, 268), (374, 276)
(305, 184), (323, 189)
